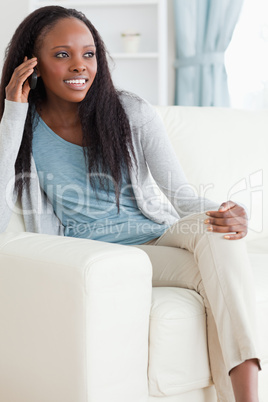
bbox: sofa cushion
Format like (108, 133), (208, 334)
(148, 287), (212, 397)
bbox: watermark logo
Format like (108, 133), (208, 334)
(4, 169), (264, 235)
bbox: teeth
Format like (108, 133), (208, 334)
(65, 79), (86, 84)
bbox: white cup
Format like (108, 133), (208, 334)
(121, 32), (141, 53)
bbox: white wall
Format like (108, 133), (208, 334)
(0, 0), (29, 74)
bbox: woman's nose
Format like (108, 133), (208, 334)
(69, 59), (86, 73)
(70, 65), (86, 73)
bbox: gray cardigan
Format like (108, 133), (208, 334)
(0, 93), (219, 235)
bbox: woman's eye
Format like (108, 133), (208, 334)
(55, 52), (69, 58)
(84, 51), (95, 58)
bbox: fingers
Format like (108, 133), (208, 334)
(5, 57), (38, 103)
(206, 223), (248, 234)
(204, 216), (247, 227)
(223, 231), (247, 240)
(205, 200), (248, 240)
(205, 223), (248, 240)
(218, 200), (236, 212)
(206, 202), (247, 220)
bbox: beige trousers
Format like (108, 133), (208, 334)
(134, 212), (260, 402)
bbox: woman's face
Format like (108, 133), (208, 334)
(36, 17), (97, 105)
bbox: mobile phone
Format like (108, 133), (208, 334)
(28, 69), (38, 90)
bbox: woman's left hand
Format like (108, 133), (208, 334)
(205, 200), (248, 240)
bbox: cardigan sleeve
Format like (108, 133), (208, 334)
(140, 103), (220, 217)
(0, 100), (29, 232)
(0, 100), (64, 235)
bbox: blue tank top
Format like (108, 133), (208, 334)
(32, 115), (169, 245)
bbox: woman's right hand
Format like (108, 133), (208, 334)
(5, 57), (37, 103)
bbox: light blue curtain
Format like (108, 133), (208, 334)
(173, 0), (244, 106)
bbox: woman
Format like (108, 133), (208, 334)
(0, 6), (260, 401)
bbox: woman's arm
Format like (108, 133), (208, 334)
(0, 57), (37, 232)
(0, 100), (29, 231)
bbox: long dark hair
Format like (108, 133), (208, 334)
(0, 5), (136, 210)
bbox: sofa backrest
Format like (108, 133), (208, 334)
(155, 106), (268, 242)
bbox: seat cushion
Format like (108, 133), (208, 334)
(148, 287), (212, 397)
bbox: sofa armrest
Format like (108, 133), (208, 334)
(0, 232), (152, 402)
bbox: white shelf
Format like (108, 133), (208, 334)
(35, 1), (158, 7)
(111, 52), (159, 59)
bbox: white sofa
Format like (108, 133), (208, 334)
(0, 106), (267, 402)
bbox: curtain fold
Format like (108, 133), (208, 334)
(173, 0), (244, 106)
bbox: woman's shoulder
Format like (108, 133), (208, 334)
(118, 90), (157, 128)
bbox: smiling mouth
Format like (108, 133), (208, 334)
(64, 79), (87, 85)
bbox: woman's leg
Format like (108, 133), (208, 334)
(135, 212), (260, 402)
(230, 359), (259, 402)
(136, 244), (236, 401)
